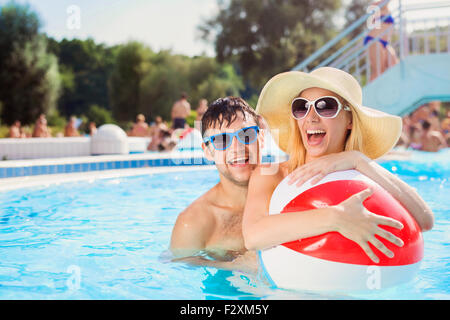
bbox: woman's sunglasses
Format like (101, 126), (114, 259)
(291, 96), (351, 120)
(203, 126), (260, 151)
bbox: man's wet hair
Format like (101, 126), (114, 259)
(201, 97), (261, 136)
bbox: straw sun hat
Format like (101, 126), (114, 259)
(255, 67), (402, 159)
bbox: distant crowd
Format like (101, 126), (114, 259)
(128, 93), (208, 152)
(6, 94), (449, 153)
(6, 92), (207, 153)
(397, 101), (449, 152)
(8, 113), (97, 139)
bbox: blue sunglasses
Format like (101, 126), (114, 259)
(203, 126), (260, 151)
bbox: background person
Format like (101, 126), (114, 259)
(196, 99), (208, 121)
(64, 116), (81, 137)
(89, 122), (97, 136)
(365, 0), (399, 81)
(147, 128), (176, 152)
(32, 114), (52, 138)
(149, 116), (168, 136)
(420, 120), (447, 152)
(8, 120), (26, 138)
(442, 117), (450, 145)
(171, 92), (191, 130)
(427, 101), (442, 131)
(128, 114), (149, 137)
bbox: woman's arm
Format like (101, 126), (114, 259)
(242, 164), (404, 263)
(242, 166), (334, 250)
(355, 154), (434, 231)
(287, 151), (434, 231)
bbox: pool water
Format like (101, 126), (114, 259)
(0, 149), (448, 299)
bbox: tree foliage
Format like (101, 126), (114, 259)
(0, 2), (61, 125)
(47, 37), (118, 117)
(110, 45), (244, 122)
(344, 0), (372, 38)
(0, 0), (375, 129)
(85, 104), (115, 127)
(199, 0), (342, 89)
(108, 41), (153, 122)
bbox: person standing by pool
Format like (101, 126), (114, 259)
(171, 92), (191, 130)
(242, 67), (434, 264)
(365, 0), (399, 81)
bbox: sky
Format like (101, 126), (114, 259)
(1, 0), (449, 57)
(0, 0), (219, 56)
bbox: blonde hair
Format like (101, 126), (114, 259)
(287, 96), (364, 173)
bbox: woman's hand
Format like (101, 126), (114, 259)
(287, 151), (365, 187)
(330, 188), (405, 263)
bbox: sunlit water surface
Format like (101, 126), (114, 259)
(0, 149), (448, 299)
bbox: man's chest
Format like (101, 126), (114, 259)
(205, 210), (245, 256)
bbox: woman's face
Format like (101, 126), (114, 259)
(296, 87), (353, 162)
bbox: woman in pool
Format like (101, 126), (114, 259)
(242, 67), (434, 263)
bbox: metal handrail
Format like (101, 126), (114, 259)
(292, 0), (392, 72)
(318, 11), (399, 69)
(403, 1), (450, 11)
(335, 19), (397, 69)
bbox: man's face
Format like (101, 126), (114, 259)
(202, 111), (262, 187)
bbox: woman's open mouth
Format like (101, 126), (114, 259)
(306, 129), (327, 146)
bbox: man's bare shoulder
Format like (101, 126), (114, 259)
(177, 189), (216, 225)
(172, 100), (182, 109)
(170, 186), (217, 256)
(172, 186), (217, 233)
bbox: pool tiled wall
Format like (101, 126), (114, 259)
(0, 153), (278, 179)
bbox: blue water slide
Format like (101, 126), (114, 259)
(363, 53), (450, 115)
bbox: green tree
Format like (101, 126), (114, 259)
(47, 37), (118, 117)
(344, 0), (371, 38)
(139, 50), (191, 121)
(108, 41), (153, 122)
(0, 2), (61, 125)
(85, 104), (115, 127)
(199, 0), (342, 89)
(140, 53), (244, 121)
(194, 64), (244, 103)
(186, 56), (244, 109)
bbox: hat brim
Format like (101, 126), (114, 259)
(255, 71), (402, 159)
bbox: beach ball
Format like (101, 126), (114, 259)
(259, 170), (423, 292)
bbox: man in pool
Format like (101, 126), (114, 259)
(170, 97), (263, 273)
